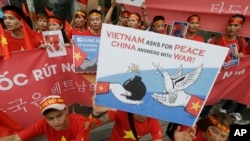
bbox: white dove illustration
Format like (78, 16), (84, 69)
(153, 63), (203, 103)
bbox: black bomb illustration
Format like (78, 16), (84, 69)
(123, 76), (146, 101)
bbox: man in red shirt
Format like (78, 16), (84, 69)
(0, 95), (92, 141)
(82, 9), (102, 36)
(1, 5), (40, 52)
(208, 14), (247, 120)
(92, 106), (163, 141)
(185, 15), (205, 42)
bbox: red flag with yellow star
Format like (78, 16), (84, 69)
(0, 24), (10, 60)
(185, 95), (203, 116)
(22, 20), (36, 50)
(96, 82), (110, 94)
(73, 44), (87, 68)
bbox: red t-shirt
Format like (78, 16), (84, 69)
(209, 36), (246, 62)
(186, 34), (205, 42)
(107, 111), (162, 141)
(81, 30), (100, 37)
(4, 30), (40, 52)
(245, 43), (250, 55)
(68, 28), (87, 39)
(18, 114), (91, 141)
(4, 31), (26, 52)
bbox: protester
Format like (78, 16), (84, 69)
(47, 16), (70, 46)
(149, 15), (167, 34)
(104, 0), (150, 29)
(104, 0), (130, 26)
(33, 13), (48, 48)
(206, 14), (247, 120)
(92, 98), (163, 141)
(171, 112), (234, 141)
(185, 14), (205, 42)
(0, 95), (92, 141)
(82, 9), (102, 36)
(35, 13), (48, 33)
(1, 5), (40, 52)
(68, 10), (88, 38)
(127, 12), (142, 29)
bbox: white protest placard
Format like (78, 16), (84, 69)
(95, 23), (229, 126)
(42, 30), (67, 58)
(116, 0), (144, 7)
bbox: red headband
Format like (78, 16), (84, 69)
(89, 12), (101, 18)
(153, 20), (165, 25)
(40, 97), (65, 111)
(121, 12), (130, 17)
(209, 115), (230, 133)
(75, 11), (86, 18)
(4, 10), (22, 20)
(48, 18), (62, 25)
(129, 14), (140, 21)
(188, 16), (200, 22)
(228, 18), (243, 25)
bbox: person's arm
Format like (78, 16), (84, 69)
(0, 134), (22, 141)
(104, 0), (118, 24)
(141, 2), (150, 29)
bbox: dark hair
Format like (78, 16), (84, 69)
(153, 15), (165, 24)
(197, 112), (234, 132)
(229, 14), (246, 24)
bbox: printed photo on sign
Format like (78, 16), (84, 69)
(72, 35), (100, 73)
(170, 21), (189, 38)
(42, 30), (67, 58)
(116, 0), (144, 7)
(95, 24), (229, 126)
(223, 43), (240, 69)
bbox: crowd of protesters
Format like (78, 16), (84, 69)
(0, 0), (249, 140)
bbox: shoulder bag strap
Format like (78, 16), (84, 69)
(128, 112), (138, 140)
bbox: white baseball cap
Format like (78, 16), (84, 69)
(40, 95), (66, 114)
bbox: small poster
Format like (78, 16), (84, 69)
(72, 35), (100, 73)
(116, 0), (144, 7)
(223, 43), (240, 69)
(170, 21), (189, 38)
(42, 30), (67, 58)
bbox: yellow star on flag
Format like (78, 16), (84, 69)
(21, 46), (25, 51)
(74, 51), (83, 61)
(61, 136), (66, 141)
(123, 130), (136, 140)
(98, 85), (104, 91)
(1, 35), (7, 45)
(190, 101), (201, 111)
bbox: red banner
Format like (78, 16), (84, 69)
(206, 55), (250, 105)
(126, 0), (250, 36)
(0, 48), (94, 129)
